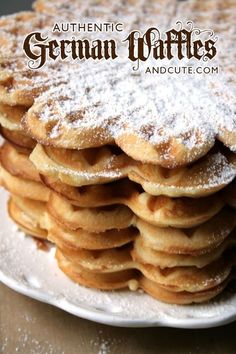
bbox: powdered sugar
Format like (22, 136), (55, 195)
(29, 59), (235, 157)
(189, 152), (236, 190)
(0, 1), (235, 158)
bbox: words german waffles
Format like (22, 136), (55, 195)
(23, 21), (218, 69)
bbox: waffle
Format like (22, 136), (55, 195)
(132, 233), (236, 269)
(42, 174), (228, 211)
(9, 185), (234, 265)
(0, 165), (49, 201)
(0, 103), (35, 148)
(56, 250), (138, 290)
(50, 210), (236, 270)
(58, 245), (133, 273)
(0, 5), (235, 167)
(0, 103), (25, 131)
(0, 11), (67, 106)
(8, 197), (47, 239)
(30, 144), (236, 197)
(10, 187), (233, 270)
(33, 0), (236, 78)
(0, 127), (35, 149)
(21, 2), (235, 166)
(137, 210), (236, 256)
(45, 195), (236, 301)
(0, 11), (55, 57)
(23, 68), (236, 167)
(0, 0), (235, 306)
(48, 206), (236, 254)
(56, 249), (236, 304)
(3, 143), (227, 229)
(4, 181), (236, 304)
(139, 276), (233, 305)
(47, 213), (136, 251)
(11, 194), (47, 229)
(5, 143), (228, 229)
(48, 191), (226, 230)
(48, 195), (134, 232)
(0, 142), (50, 201)
(1, 142), (39, 181)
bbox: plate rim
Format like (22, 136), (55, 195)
(1, 270), (236, 328)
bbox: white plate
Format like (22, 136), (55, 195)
(1, 189), (236, 328)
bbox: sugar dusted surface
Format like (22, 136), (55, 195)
(33, 60), (235, 153)
(1, 189), (236, 328)
(191, 153), (236, 190)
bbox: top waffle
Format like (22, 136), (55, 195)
(24, 65), (236, 168)
(0, 0), (235, 167)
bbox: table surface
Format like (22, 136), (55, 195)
(0, 1), (236, 353)
(0, 282), (236, 354)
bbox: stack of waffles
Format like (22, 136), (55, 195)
(0, 0), (236, 304)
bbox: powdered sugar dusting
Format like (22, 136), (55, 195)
(33, 61), (235, 153)
(192, 153), (236, 190)
(0, 0), (235, 158)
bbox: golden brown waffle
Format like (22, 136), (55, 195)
(6, 192), (236, 304)
(139, 253), (236, 293)
(0, 57), (71, 107)
(23, 68), (236, 167)
(60, 246), (133, 273)
(42, 174), (227, 210)
(11, 194), (47, 229)
(53, 217), (236, 270)
(30, 144), (236, 197)
(1, 142), (39, 181)
(10, 194), (235, 274)
(56, 248), (236, 304)
(44, 175), (236, 231)
(0, 11), (54, 57)
(48, 194), (134, 232)
(49, 207), (236, 254)
(139, 276), (232, 305)
(0, 3), (234, 167)
(0, 165), (49, 202)
(0, 127), (35, 149)
(54, 221), (228, 303)
(0, 142), (50, 201)
(0, 104), (35, 148)
(0, 0), (235, 307)
(56, 249), (138, 290)
(2, 143), (227, 229)
(48, 191), (225, 230)
(9, 193), (236, 270)
(8, 197), (47, 239)
(30, 144), (132, 186)
(136, 210), (236, 255)
(130, 153), (236, 198)
(132, 233), (236, 269)
(47, 214), (137, 251)
(0, 103), (25, 131)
